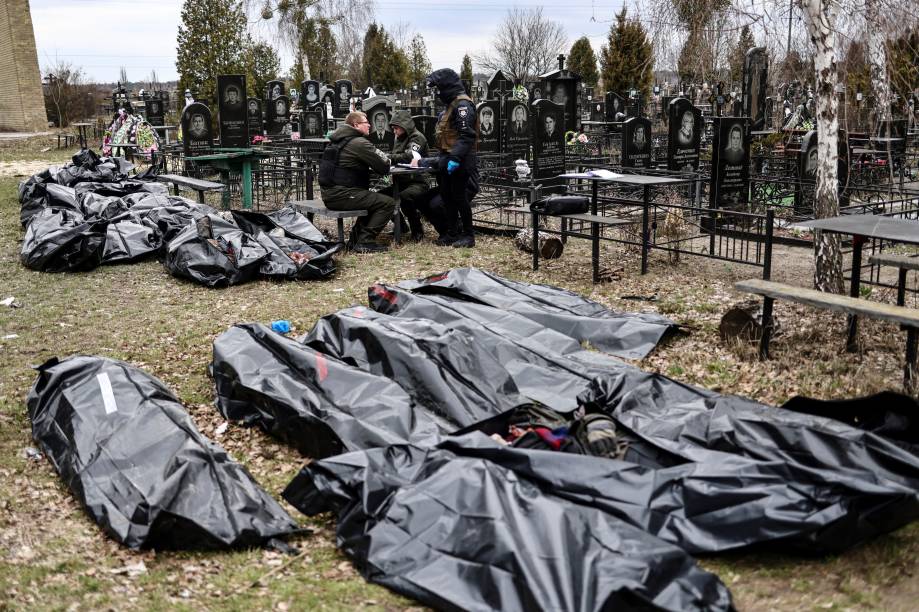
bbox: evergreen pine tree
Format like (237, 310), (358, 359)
(728, 25), (756, 86)
(176, 0), (248, 106)
(568, 37), (598, 88)
(409, 35), (432, 86)
(460, 54), (474, 83)
(244, 41), (280, 99)
(599, 8), (654, 99)
(362, 24), (410, 90)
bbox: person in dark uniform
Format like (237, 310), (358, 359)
(379, 110), (429, 241)
(426, 68), (478, 248)
(319, 111), (394, 253)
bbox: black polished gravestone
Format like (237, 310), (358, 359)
(590, 100), (605, 123)
(876, 119), (908, 157)
(145, 98), (165, 127)
(333, 80), (353, 118)
(798, 129), (818, 181)
(266, 80), (285, 101)
(363, 98), (394, 153)
(667, 98), (702, 171)
(486, 70), (512, 100)
(605, 92), (626, 121)
(532, 100), (566, 190)
(710, 117), (751, 210)
(505, 99), (531, 162)
(308, 102), (327, 134)
(267, 95), (291, 136)
(476, 101), (501, 154)
(527, 81), (543, 102)
(743, 47), (769, 131)
(181, 102), (213, 156)
(301, 79), (321, 106)
(412, 115), (437, 149)
(217, 74), (249, 148)
(301, 110), (325, 138)
(247, 98), (263, 138)
(622, 117), (653, 168)
(539, 55), (581, 134)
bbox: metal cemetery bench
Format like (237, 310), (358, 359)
(504, 205), (632, 281)
(156, 174), (226, 204)
(735, 278), (919, 393)
(869, 253), (919, 392)
(290, 200), (367, 244)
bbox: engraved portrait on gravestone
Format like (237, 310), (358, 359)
(370, 110), (390, 143)
(723, 124), (744, 164)
(189, 113), (207, 138)
(305, 113), (320, 137)
(532, 87), (542, 100)
(271, 83), (282, 99)
(633, 124), (647, 149)
(805, 146), (818, 177)
(479, 106), (495, 136)
(678, 110), (694, 147)
(275, 99), (287, 118)
(305, 82), (318, 103)
(542, 114), (557, 141)
(248, 99), (260, 116)
(511, 104), (528, 135)
(224, 85), (242, 108)
(551, 83), (568, 106)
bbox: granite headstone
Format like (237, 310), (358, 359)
(476, 100), (501, 154)
(532, 100), (565, 189)
(246, 98), (263, 138)
(710, 117), (751, 210)
(743, 47), (769, 131)
(181, 102), (213, 156)
(217, 74), (248, 147)
(505, 99), (531, 161)
(667, 98), (702, 171)
(622, 116), (653, 168)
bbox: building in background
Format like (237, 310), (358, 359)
(0, 0), (46, 131)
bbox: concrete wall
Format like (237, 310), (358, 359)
(0, 0), (47, 132)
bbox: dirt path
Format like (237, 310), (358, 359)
(0, 160), (59, 179)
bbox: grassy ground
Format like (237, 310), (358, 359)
(1, 142), (918, 611)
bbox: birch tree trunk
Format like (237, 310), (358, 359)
(865, 0), (891, 125)
(800, 0), (845, 293)
(865, 0), (894, 181)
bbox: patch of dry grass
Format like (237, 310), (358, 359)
(1, 147), (918, 610)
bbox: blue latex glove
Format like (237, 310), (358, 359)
(271, 320), (291, 334)
(447, 160), (460, 175)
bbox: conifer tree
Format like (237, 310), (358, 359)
(728, 25), (756, 86)
(244, 41), (280, 99)
(362, 23), (410, 90)
(176, 0), (248, 105)
(568, 37), (598, 88)
(409, 35), (432, 86)
(460, 54), (474, 84)
(599, 8), (654, 99)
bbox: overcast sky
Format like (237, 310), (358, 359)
(30, 0), (624, 84)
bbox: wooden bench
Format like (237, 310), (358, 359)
(869, 253), (919, 392)
(156, 174), (226, 204)
(736, 278), (919, 392)
(504, 205), (632, 282)
(290, 199), (367, 244)
(57, 133), (76, 149)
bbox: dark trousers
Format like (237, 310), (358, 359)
(437, 168), (472, 234)
(322, 186), (395, 244)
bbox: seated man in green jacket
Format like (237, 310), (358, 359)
(382, 110), (429, 241)
(319, 111), (394, 253)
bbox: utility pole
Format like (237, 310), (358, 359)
(787, 0), (794, 55)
